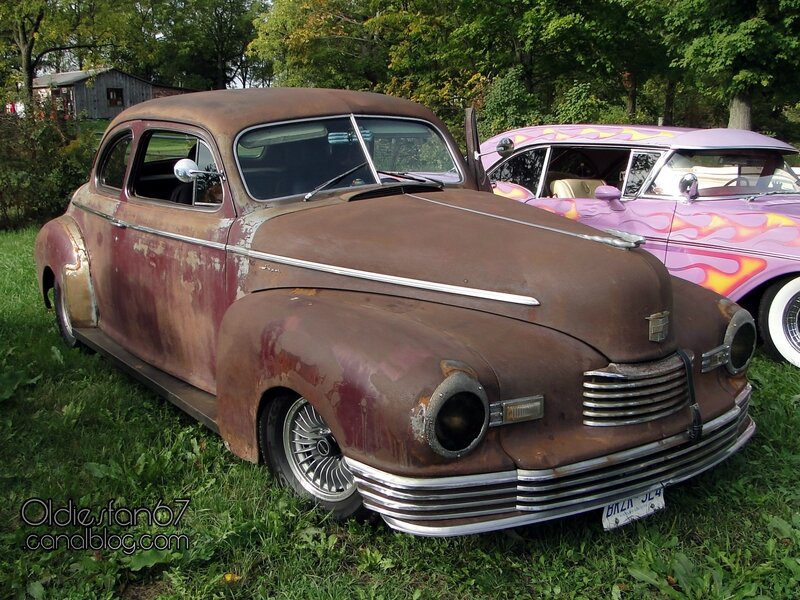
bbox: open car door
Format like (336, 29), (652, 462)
(465, 107), (493, 192)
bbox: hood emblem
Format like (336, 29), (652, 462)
(647, 311), (670, 342)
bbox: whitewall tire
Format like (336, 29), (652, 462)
(759, 275), (800, 367)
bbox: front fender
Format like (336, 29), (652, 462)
(215, 289), (516, 475)
(34, 214), (97, 328)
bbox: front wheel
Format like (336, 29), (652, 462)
(259, 395), (362, 519)
(759, 276), (800, 367)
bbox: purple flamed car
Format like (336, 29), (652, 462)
(481, 124), (800, 367)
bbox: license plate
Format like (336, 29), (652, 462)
(602, 487), (665, 530)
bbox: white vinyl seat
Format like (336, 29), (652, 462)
(550, 178), (606, 198)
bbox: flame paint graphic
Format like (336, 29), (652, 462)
(509, 125), (676, 146)
(670, 211), (800, 246)
(563, 201), (580, 220)
(698, 256), (767, 297)
(493, 182), (531, 202)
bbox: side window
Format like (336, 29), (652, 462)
(624, 151), (661, 197)
(97, 132), (132, 191)
(490, 148), (547, 195)
(131, 130), (222, 207)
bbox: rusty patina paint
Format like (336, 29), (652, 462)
(34, 88), (753, 503)
(35, 214), (97, 327)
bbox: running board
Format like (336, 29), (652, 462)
(74, 328), (219, 433)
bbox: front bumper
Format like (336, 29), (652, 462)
(346, 384), (754, 536)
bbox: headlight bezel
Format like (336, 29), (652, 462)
(423, 371), (489, 459)
(724, 309), (757, 375)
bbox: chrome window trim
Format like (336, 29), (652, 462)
(129, 127), (226, 213)
(621, 149), (664, 199)
(95, 129), (134, 196)
(72, 201), (538, 306)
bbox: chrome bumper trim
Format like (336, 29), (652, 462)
(346, 384), (753, 536)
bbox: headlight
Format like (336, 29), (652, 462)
(702, 308), (756, 374)
(724, 309), (756, 374)
(424, 371), (489, 458)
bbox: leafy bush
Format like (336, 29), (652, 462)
(479, 67), (550, 138)
(0, 104), (96, 230)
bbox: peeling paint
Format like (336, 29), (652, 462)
(133, 238), (167, 257)
(409, 402), (427, 443)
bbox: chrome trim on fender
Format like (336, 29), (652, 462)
(347, 384), (753, 536)
(73, 201), (539, 306)
(227, 246), (540, 306)
(702, 344), (730, 373)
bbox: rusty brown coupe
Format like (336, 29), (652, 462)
(35, 89), (756, 535)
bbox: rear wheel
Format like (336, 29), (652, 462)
(53, 282), (79, 348)
(759, 275), (800, 367)
(259, 395), (362, 519)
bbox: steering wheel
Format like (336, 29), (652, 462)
(723, 176), (751, 186)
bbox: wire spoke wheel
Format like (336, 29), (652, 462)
(282, 397), (355, 503)
(782, 292), (800, 353)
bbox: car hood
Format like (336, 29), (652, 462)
(237, 188), (678, 363)
(746, 194), (800, 216)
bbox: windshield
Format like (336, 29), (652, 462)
(236, 115), (460, 201)
(647, 150), (800, 198)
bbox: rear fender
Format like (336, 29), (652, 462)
(34, 215), (97, 327)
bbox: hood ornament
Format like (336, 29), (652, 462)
(647, 311), (670, 342)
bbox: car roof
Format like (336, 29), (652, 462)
(481, 124), (797, 164)
(109, 88), (444, 138)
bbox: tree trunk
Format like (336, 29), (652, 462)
(727, 91), (752, 130)
(663, 78), (676, 126)
(12, 8), (45, 101)
(622, 71), (637, 120)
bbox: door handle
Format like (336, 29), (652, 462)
(110, 219), (127, 229)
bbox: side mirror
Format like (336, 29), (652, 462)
(595, 185), (622, 202)
(595, 185), (624, 211)
(472, 137), (516, 160)
(678, 173), (699, 200)
(495, 137), (515, 158)
(174, 158), (222, 183)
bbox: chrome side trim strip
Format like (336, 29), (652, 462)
(74, 201), (539, 306)
(73, 202), (228, 251)
(130, 222), (227, 250)
(407, 194), (641, 249)
(227, 246), (540, 306)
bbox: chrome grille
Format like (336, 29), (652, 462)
(346, 386), (753, 536)
(582, 353), (691, 426)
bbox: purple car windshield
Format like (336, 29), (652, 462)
(647, 150), (800, 198)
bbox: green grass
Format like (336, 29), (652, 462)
(1, 227), (799, 599)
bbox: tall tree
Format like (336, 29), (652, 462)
(666, 0), (800, 129)
(249, 0), (388, 90)
(0, 0), (115, 99)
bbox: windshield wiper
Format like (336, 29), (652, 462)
(377, 170), (443, 186)
(304, 161), (368, 201)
